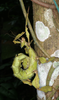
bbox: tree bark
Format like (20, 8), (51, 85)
(32, 0), (59, 100)
(32, 0), (59, 57)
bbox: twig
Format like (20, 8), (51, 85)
(46, 65), (55, 86)
(19, 0), (50, 58)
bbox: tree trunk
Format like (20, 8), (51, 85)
(32, 0), (59, 100)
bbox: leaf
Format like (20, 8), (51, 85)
(25, 8), (29, 42)
(32, 73), (40, 89)
(25, 47), (29, 54)
(39, 86), (52, 93)
(29, 47), (37, 58)
(21, 41), (25, 48)
(18, 53), (27, 60)
(23, 80), (32, 86)
(13, 40), (20, 44)
(25, 27), (29, 42)
(14, 32), (25, 41)
(23, 57), (29, 69)
(25, 8), (30, 42)
(21, 38), (25, 48)
(49, 57), (55, 62)
(39, 57), (46, 64)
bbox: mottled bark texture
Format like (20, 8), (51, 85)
(32, 0), (59, 57)
(32, 0), (59, 100)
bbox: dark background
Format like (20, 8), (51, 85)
(0, 0), (37, 100)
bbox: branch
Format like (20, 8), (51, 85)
(31, 0), (56, 9)
(19, 0), (50, 58)
(46, 57), (59, 85)
(46, 65), (55, 86)
(46, 76), (59, 100)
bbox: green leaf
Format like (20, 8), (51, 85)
(49, 57), (55, 62)
(39, 86), (52, 93)
(21, 38), (25, 48)
(23, 80), (32, 86)
(25, 27), (29, 42)
(39, 57), (46, 64)
(25, 8), (29, 42)
(32, 73), (40, 89)
(13, 41), (20, 44)
(25, 47), (29, 54)
(15, 32), (25, 40)
(23, 57), (29, 69)
(18, 53), (27, 60)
